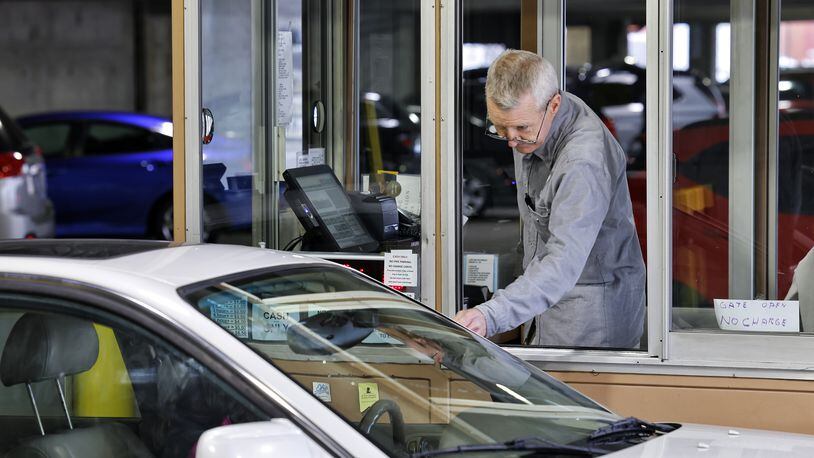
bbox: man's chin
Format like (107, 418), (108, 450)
(515, 145), (537, 154)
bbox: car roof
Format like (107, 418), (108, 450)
(0, 240), (330, 289)
(16, 111), (172, 134)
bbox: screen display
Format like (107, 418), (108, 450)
(297, 173), (375, 249)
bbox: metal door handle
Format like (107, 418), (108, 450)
(202, 108), (215, 144)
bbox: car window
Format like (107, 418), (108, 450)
(0, 298), (266, 458)
(82, 122), (171, 156)
(21, 123), (72, 157)
(183, 266), (622, 456)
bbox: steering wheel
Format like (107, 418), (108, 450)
(358, 399), (406, 450)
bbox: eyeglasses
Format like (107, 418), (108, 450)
(484, 99), (552, 145)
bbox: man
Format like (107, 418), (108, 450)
(454, 50), (645, 348)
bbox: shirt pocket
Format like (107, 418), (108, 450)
(529, 204), (551, 257)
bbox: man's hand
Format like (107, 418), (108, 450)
(453, 308), (487, 337)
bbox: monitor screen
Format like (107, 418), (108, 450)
(296, 172), (376, 249)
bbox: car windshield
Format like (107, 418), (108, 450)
(181, 265), (627, 456)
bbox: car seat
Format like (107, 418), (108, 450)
(0, 313), (154, 458)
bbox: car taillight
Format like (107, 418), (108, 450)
(0, 152), (24, 179)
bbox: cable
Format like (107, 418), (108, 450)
(283, 235), (304, 251)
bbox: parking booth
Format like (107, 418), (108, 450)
(173, 0), (814, 436)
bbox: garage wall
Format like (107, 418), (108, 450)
(0, 0), (171, 117)
(549, 371), (814, 435)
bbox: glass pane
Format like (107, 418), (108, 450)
(778, 4), (814, 331)
(459, 0), (523, 343)
(671, 1), (743, 331)
(201, 2), (424, 298)
(457, 1), (647, 350)
(0, 3), (173, 241)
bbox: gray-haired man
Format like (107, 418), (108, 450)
(454, 50), (645, 348)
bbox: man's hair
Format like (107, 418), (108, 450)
(485, 50), (558, 110)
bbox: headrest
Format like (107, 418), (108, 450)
(1, 314), (99, 386)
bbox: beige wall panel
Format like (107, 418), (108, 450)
(549, 371), (814, 435)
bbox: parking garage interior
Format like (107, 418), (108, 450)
(2, 0), (814, 442)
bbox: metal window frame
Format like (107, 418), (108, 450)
(421, 0), (439, 308)
(184, 0), (203, 243)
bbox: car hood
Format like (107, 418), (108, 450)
(609, 423), (814, 457)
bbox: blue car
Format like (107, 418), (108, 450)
(16, 111), (250, 240)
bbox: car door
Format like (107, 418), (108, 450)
(56, 120), (172, 237)
(0, 283), (339, 458)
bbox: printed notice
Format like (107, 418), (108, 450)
(714, 299), (800, 332)
(296, 148), (326, 168)
(276, 31), (294, 126)
(206, 295), (248, 339)
(384, 250), (418, 287)
(358, 382), (380, 412)
(465, 254), (498, 293)
(251, 304), (297, 341)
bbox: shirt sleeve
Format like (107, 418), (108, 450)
(475, 158), (612, 336)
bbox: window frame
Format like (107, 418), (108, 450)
(445, 0), (814, 380)
(0, 272), (353, 457)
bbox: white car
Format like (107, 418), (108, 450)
(0, 240), (812, 458)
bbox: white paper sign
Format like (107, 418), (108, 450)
(395, 175), (421, 216)
(276, 31), (294, 126)
(384, 250), (418, 287)
(465, 254), (498, 292)
(207, 295), (249, 339)
(251, 304), (297, 341)
(296, 148), (326, 167)
(714, 299), (800, 332)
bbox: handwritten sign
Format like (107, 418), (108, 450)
(384, 250), (418, 287)
(714, 299), (800, 332)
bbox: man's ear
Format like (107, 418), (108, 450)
(549, 93), (562, 115)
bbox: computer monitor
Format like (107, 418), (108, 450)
(283, 165), (379, 253)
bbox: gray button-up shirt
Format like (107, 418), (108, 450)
(475, 92), (645, 348)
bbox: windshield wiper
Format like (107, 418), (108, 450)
(587, 417), (677, 445)
(410, 436), (609, 457)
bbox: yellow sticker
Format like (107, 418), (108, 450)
(358, 382), (380, 412)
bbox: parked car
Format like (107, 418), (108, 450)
(359, 92), (422, 175)
(0, 105), (53, 239)
(1, 239), (813, 457)
(16, 111), (249, 240)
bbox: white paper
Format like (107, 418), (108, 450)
(714, 299), (800, 332)
(464, 254), (498, 292)
(395, 174), (421, 216)
(296, 148), (326, 167)
(250, 304), (296, 341)
(276, 31), (294, 126)
(207, 295), (248, 339)
(384, 250), (418, 287)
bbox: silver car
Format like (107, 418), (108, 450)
(0, 240), (813, 457)
(0, 105), (53, 238)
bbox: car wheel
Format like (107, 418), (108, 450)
(152, 199), (213, 242)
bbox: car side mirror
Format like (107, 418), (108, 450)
(196, 419), (331, 458)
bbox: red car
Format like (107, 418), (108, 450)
(628, 112), (814, 306)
